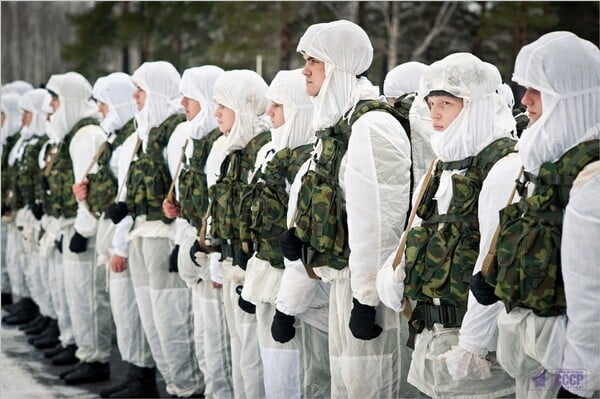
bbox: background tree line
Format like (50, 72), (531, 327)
(2, 1), (599, 96)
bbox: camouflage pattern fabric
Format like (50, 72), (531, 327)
(1, 133), (21, 210)
(178, 128), (222, 229)
(404, 138), (517, 306)
(487, 139), (599, 317)
(126, 113), (185, 223)
(209, 130), (271, 249)
(13, 136), (49, 209)
(240, 144), (313, 268)
(393, 92), (414, 139)
(512, 105), (530, 138)
(87, 118), (136, 216)
(43, 117), (100, 219)
(294, 100), (407, 270)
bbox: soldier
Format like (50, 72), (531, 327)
(479, 31), (600, 398)
(162, 65), (233, 399)
(276, 20), (414, 398)
(377, 53), (520, 398)
(106, 61), (202, 398)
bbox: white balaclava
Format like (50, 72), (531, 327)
(46, 72), (98, 143)
(1, 92), (24, 144)
(213, 69), (270, 153)
(92, 72), (137, 134)
(297, 20), (374, 130)
(383, 61), (428, 98)
(265, 69), (315, 152)
(1, 80), (34, 96)
(180, 65), (224, 139)
(419, 53), (516, 162)
(513, 31), (600, 173)
(19, 89), (53, 140)
(131, 61), (181, 145)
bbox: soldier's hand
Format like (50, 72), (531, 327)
(349, 297), (383, 340)
(72, 179), (89, 201)
(279, 227), (303, 261)
(235, 242), (254, 271)
(236, 285), (256, 314)
(30, 202), (44, 220)
(107, 202), (129, 224)
(162, 198), (180, 219)
(169, 245), (180, 273)
(69, 232), (88, 253)
(470, 271), (500, 305)
(110, 255), (128, 273)
(271, 309), (296, 343)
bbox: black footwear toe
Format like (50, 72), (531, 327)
(43, 344), (65, 359)
(59, 363), (82, 379)
(63, 362), (110, 385)
(51, 344), (78, 365)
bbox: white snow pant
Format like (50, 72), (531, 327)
(497, 308), (562, 399)
(63, 225), (112, 363)
(407, 324), (515, 398)
(50, 236), (75, 347)
(299, 319), (331, 399)
(96, 218), (154, 368)
(222, 259), (265, 399)
(329, 278), (417, 399)
(22, 247), (53, 317)
(1, 222), (10, 295)
(179, 234), (233, 399)
(256, 301), (303, 399)
(37, 247), (57, 319)
(5, 223), (29, 298)
(129, 235), (203, 397)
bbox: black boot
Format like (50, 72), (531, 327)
(108, 366), (159, 398)
(59, 362), (82, 379)
(2, 297), (38, 325)
(1, 292), (13, 307)
(2, 296), (21, 313)
(63, 361), (110, 385)
(24, 316), (51, 335)
(100, 363), (143, 398)
(28, 318), (58, 344)
(32, 320), (60, 349)
(43, 343), (66, 359)
(19, 314), (43, 331)
(51, 344), (78, 365)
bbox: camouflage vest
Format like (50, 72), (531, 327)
(1, 133), (21, 208)
(403, 137), (517, 306)
(44, 117), (100, 218)
(240, 144), (313, 268)
(178, 128), (222, 229)
(87, 118), (136, 216)
(126, 113), (186, 222)
(209, 130), (271, 244)
(295, 100), (407, 270)
(513, 106), (529, 138)
(486, 139), (600, 317)
(15, 136), (49, 208)
(393, 92), (414, 139)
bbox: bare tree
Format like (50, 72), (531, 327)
(411, 2), (459, 60)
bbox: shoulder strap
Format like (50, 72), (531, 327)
(553, 139), (600, 207)
(288, 143), (314, 182)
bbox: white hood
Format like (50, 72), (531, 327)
(45, 71), (99, 143)
(297, 20), (374, 130)
(180, 65), (224, 139)
(131, 61), (181, 147)
(1, 92), (24, 144)
(213, 69), (270, 153)
(265, 69), (315, 151)
(19, 88), (53, 140)
(513, 31), (600, 173)
(419, 52), (516, 162)
(1, 80), (33, 96)
(383, 61), (428, 98)
(92, 72), (137, 134)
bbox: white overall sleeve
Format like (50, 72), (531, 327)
(111, 216), (133, 258)
(345, 111), (411, 306)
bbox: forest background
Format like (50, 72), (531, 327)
(1, 1), (599, 98)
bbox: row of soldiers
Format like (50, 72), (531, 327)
(1, 20), (599, 399)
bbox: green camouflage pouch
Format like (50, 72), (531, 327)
(404, 225), (438, 302)
(251, 183), (287, 267)
(294, 170), (317, 242)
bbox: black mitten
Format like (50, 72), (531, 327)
(69, 232), (88, 253)
(30, 202), (44, 220)
(235, 242), (254, 271)
(168, 245), (180, 273)
(470, 271), (500, 305)
(106, 202), (129, 224)
(189, 240), (201, 266)
(349, 297), (383, 340)
(279, 228), (303, 261)
(40, 175), (50, 192)
(236, 285), (256, 314)
(557, 386), (584, 398)
(271, 309), (296, 343)
(54, 235), (64, 254)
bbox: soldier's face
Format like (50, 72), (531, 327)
(521, 87), (542, 125)
(426, 95), (463, 132)
(266, 102), (285, 129)
(302, 53), (326, 97)
(181, 96), (201, 121)
(133, 86), (147, 111)
(98, 102), (110, 119)
(21, 110), (32, 127)
(214, 103), (235, 135)
(50, 96), (60, 112)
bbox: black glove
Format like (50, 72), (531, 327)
(40, 175), (50, 192)
(279, 227), (303, 261)
(69, 232), (88, 253)
(169, 245), (180, 273)
(30, 202), (44, 220)
(470, 271), (500, 305)
(236, 285), (256, 314)
(349, 297), (383, 340)
(54, 235), (63, 254)
(235, 242), (254, 271)
(557, 386), (584, 398)
(189, 240), (201, 266)
(106, 202), (129, 224)
(271, 309), (296, 343)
